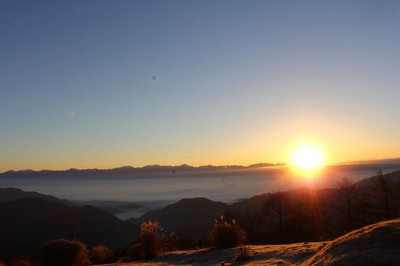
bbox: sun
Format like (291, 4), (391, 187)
(292, 146), (323, 171)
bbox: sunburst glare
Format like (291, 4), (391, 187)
(292, 146), (324, 171)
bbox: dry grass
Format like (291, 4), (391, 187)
(99, 219), (400, 266)
(210, 216), (246, 249)
(235, 245), (252, 261)
(303, 218), (400, 266)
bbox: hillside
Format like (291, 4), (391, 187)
(304, 218), (400, 265)
(104, 218), (400, 265)
(231, 169), (400, 215)
(127, 169), (400, 242)
(129, 198), (229, 240)
(0, 187), (69, 204)
(231, 187), (337, 214)
(1, 169), (399, 259)
(0, 198), (138, 255)
(355, 169), (400, 188)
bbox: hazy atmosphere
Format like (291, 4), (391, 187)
(1, 0), (400, 172)
(2, 2), (400, 265)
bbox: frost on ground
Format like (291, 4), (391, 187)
(107, 242), (325, 266)
(304, 218), (400, 266)
(152, 242), (324, 265)
(104, 218), (400, 266)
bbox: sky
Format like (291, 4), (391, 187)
(1, 0), (400, 171)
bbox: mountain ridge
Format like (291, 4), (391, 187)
(0, 198), (139, 255)
(129, 197), (229, 240)
(0, 187), (69, 205)
(0, 162), (285, 175)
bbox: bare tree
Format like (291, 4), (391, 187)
(336, 176), (359, 232)
(263, 191), (287, 243)
(283, 188), (324, 242)
(369, 168), (399, 220)
(239, 208), (263, 244)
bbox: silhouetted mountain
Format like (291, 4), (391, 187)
(128, 198), (229, 240)
(227, 169), (400, 243)
(231, 187), (338, 216)
(123, 170), (400, 243)
(1, 168), (399, 257)
(0, 163), (283, 179)
(0, 198), (139, 255)
(0, 187), (69, 204)
(230, 170), (400, 215)
(74, 200), (141, 215)
(1, 159), (399, 180)
(328, 160), (400, 173)
(248, 163), (276, 168)
(355, 169), (400, 188)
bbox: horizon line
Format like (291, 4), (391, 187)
(2, 157), (400, 174)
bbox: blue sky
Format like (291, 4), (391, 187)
(1, 0), (400, 171)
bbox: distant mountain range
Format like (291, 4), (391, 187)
(2, 158), (399, 178)
(0, 163), (284, 177)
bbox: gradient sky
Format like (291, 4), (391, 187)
(1, 0), (400, 171)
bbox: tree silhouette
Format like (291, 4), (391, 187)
(368, 169), (400, 220)
(336, 176), (358, 232)
(263, 191), (287, 243)
(239, 208), (263, 244)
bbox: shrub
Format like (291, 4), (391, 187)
(140, 221), (164, 259)
(90, 245), (114, 264)
(39, 239), (90, 266)
(210, 215), (246, 248)
(127, 221), (177, 261)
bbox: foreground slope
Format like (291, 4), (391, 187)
(107, 242), (325, 266)
(110, 218), (400, 265)
(304, 218), (400, 266)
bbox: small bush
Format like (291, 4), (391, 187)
(125, 221), (177, 261)
(90, 245), (114, 264)
(140, 221), (164, 259)
(210, 215), (246, 248)
(235, 245), (252, 261)
(39, 239), (90, 266)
